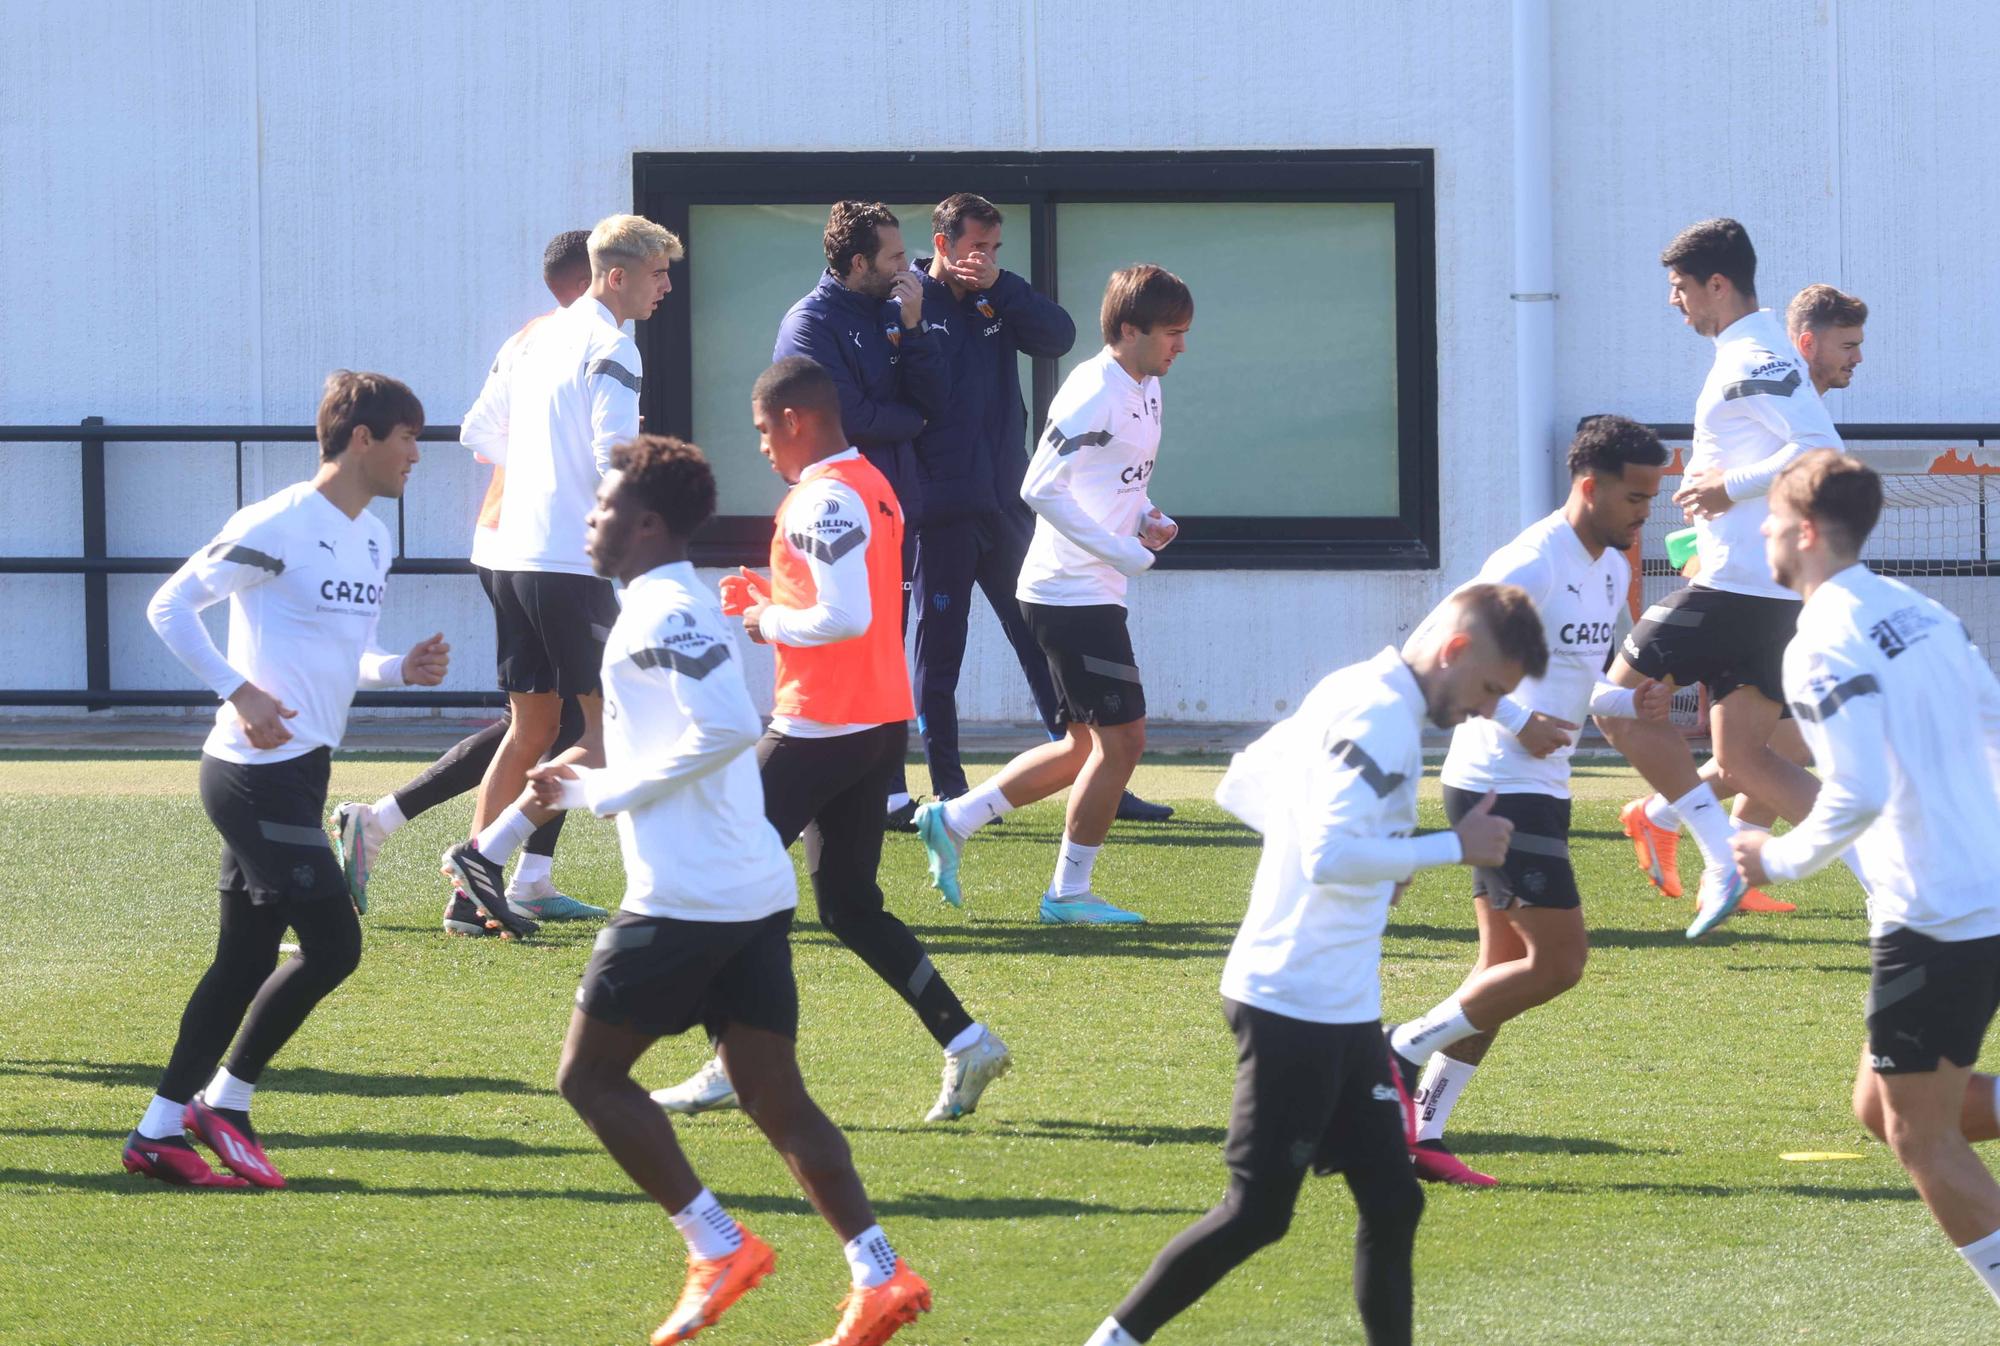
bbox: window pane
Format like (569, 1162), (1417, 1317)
(688, 202), (1033, 518)
(1052, 202), (1400, 518)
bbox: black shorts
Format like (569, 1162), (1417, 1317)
(198, 749), (346, 905)
(1019, 600), (1146, 727)
(1221, 999), (1411, 1181)
(1865, 927), (2000, 1074)
(577, 909), (799, 1040)
(1441, 786), (1581, 910)
(1619, 584), (1800, 706)
(484, 568), (620, 698)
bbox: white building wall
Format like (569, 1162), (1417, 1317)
(1, 0), (1991, 721)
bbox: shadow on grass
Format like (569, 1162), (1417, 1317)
(844, 1117), (1230, 1149)
(1445, 1132), (1663, 1157)
(1722, 963), (1866, 976)
(0, 1168), (1199, 1218)
(1386, 922), (1860, 951)
(794, 922), (1238, 961)
(0, 1059), (551, 1097)
(1098, 823), (1259, 850)
(3, 1126), (589, 1158)
(1507, 1177), (1919, 1202)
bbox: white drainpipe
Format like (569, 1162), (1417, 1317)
(1512, 0), (1558, 525)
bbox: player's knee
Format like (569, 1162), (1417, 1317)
(1353, 1167), (1425, 1246)
(1224, 1183), (1296, 1250)
(1881, 1107), (1951, 1168)
(1097, 719), (1147, 762)
(1851, 1081), (1887, 1141)
(1539, 944), (1588, 995)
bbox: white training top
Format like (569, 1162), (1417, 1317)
(1441, 512), (1632, 798)
(761, 448), (880, 740)
(562, 563), (797, 922)
(483, 297), (641, 576)
(461, 311), (560, 570)
(1218, 647), (1465, 1025)
(1017, 347), (1161, 607)
(1758, 565), (2000, 942)
(147, 482), (404, 766)
(1687, 309), (1844, 599)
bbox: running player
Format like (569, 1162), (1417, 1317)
(654, 358), (1008, 1123)
(1387, 416), (1672, 1187)
(1731, 451), (2000, 1309)
(1082, 585), (1544, 1346)
(445, 213), (681, 937)
(914, 265), (1191, 925)
(122, 372), (450, 1189)
(527, 434), (930, 1345)
(331, 229), (603, 929)
(1596, 219), (1842, 937)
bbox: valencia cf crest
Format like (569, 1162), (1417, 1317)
(368, 537), (381, 570)
(884, 323), (901, 348)
(1605, 573), (1614, 601)
(976, 296), (995, 319)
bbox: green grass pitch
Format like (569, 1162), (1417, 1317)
(2, 752), (1995, 1344)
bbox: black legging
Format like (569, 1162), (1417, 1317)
(155, 890), (363, 1102)
(391, 696), (583, 857)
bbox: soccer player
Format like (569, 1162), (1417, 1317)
(1731, 451), (2000, 1309)
(122, 372), (450, 1188)
(445, 213), (682, 937)
(527, 435), (931, 1345)
(1388, 416), (1673, 1186)
(774, 201), (948, 827)
(1082, 585), (1544, 1346)
(1596, 218), (1842, 937)
(331, 229), (604, 930)
(655, 358), (1008, 1123)
(914, 265), (1191, 925)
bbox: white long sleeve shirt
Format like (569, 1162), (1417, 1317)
(1688, 309), (1844, 599)
(1017, 348), (1160, 607)
(1760, 565), (2000, 941)
(560, 563), (797, 922)
(146, 482), (404, 765)
(762, 449), (877, 739)
(461, 311), (560, 569)
(1441, 513), (1633, 798)
(1218, 647), (1464, 1024)
(484, 297), (641, 575)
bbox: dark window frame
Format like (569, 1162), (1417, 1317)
(632, 150), (1439, 570)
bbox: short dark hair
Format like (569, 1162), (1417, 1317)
(1100, 264), (1194, 346)
(1660, 217), (1757, 299)
(542, 230), (591, 285)
(1457, 582), (1550, 680)
(824, 201), (900, 277)
(932, 193), (1003, 244)
(1786, 283), (1869, 336)
(316, 370), (424, 461)
(609, 434), (716, 538)
(1773, 449), (1883, 555)
(753, 355), (842, 423)
(1568, 414), (1669, 478)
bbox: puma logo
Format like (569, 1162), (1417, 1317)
(318, 540), (337, 556)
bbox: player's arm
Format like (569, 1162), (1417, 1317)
(1971, 633), (2000, 791)
(747, 482), (872, 647)
(1293, 708), (1469, 889)
(774, 311), (926, 445)
(986, 270), (1077, 359)
(893, 302), (951, 420)
(146, 518), (296, 746)
(1020, 407), (1156, 577)
(587, 340), (643, 475)
(1718, 372), (1843, 502)
(460, 333), (520, 466)
(1752, 647), (1888, 883)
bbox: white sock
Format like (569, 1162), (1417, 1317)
(473, 806), (536, 867)
(1642, 792), (1678, 829)
(886, 791), (912, 812)
(670, 1188), (742, 1261)
(370, 794), (407, 834)
(1084, 1318), (1141, 1346)
(943, 1022), (985, 1056)
(842, 1223), (897, 1288)
(510, 851), (553, 891)
(204, 1067), (255, 1113)
(1954, 1225), (2000, 1305)
(137, 1094), (186, 1141)
(1414, 1054), (1478, 1142)
(1391, 998), (1477, 1064)
(1673, 783), (1735, 868)
(1053, 836), (1101, 898)
(942, 781), (1014, 840)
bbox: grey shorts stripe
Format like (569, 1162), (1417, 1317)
(1506, 832), (1571, 860)
(258, 820), (334, 849)
(1079, 653), (1142, 683)
(1867, 964), (1928, 1016)
(595, 923), (657, 952)
(1639, 604), (1705, 628)
(907, 955), (936, 998)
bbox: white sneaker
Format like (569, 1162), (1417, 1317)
(651, 1057), (738, 1114)
(503, 879), (606, 921)
(925, 1027), (1012, 1122)
(331, 802), (391, 913)
(1686, 863), (1750, 940)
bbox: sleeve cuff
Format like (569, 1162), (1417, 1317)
(1492, 698), (1534, 735)
(1410, 830), (1465, 871)
(559, 774), (593, 812)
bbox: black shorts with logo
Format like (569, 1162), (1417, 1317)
(1619, 584), (1800, 706)
(1441, 786), (1581, 911)
(576, 908), (799, 1040)
(484, 568), (621, 698)
(198, 748), (347, 906)
(1019, 600), (1147, 728)
(1865, 927), (2000, 1074)
(1222, 999), (1413, 1182)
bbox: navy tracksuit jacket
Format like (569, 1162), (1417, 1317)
(910, 263), (1078, 796)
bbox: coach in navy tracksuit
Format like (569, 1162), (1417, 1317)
(910, 195), (1168, 822)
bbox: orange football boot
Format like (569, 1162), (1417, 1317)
(1620, 796), (1683, 898)
(1736, 887), (1796, 913)
(652, 1226), (775, 1345)
(810, 1259), (932, 1346)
